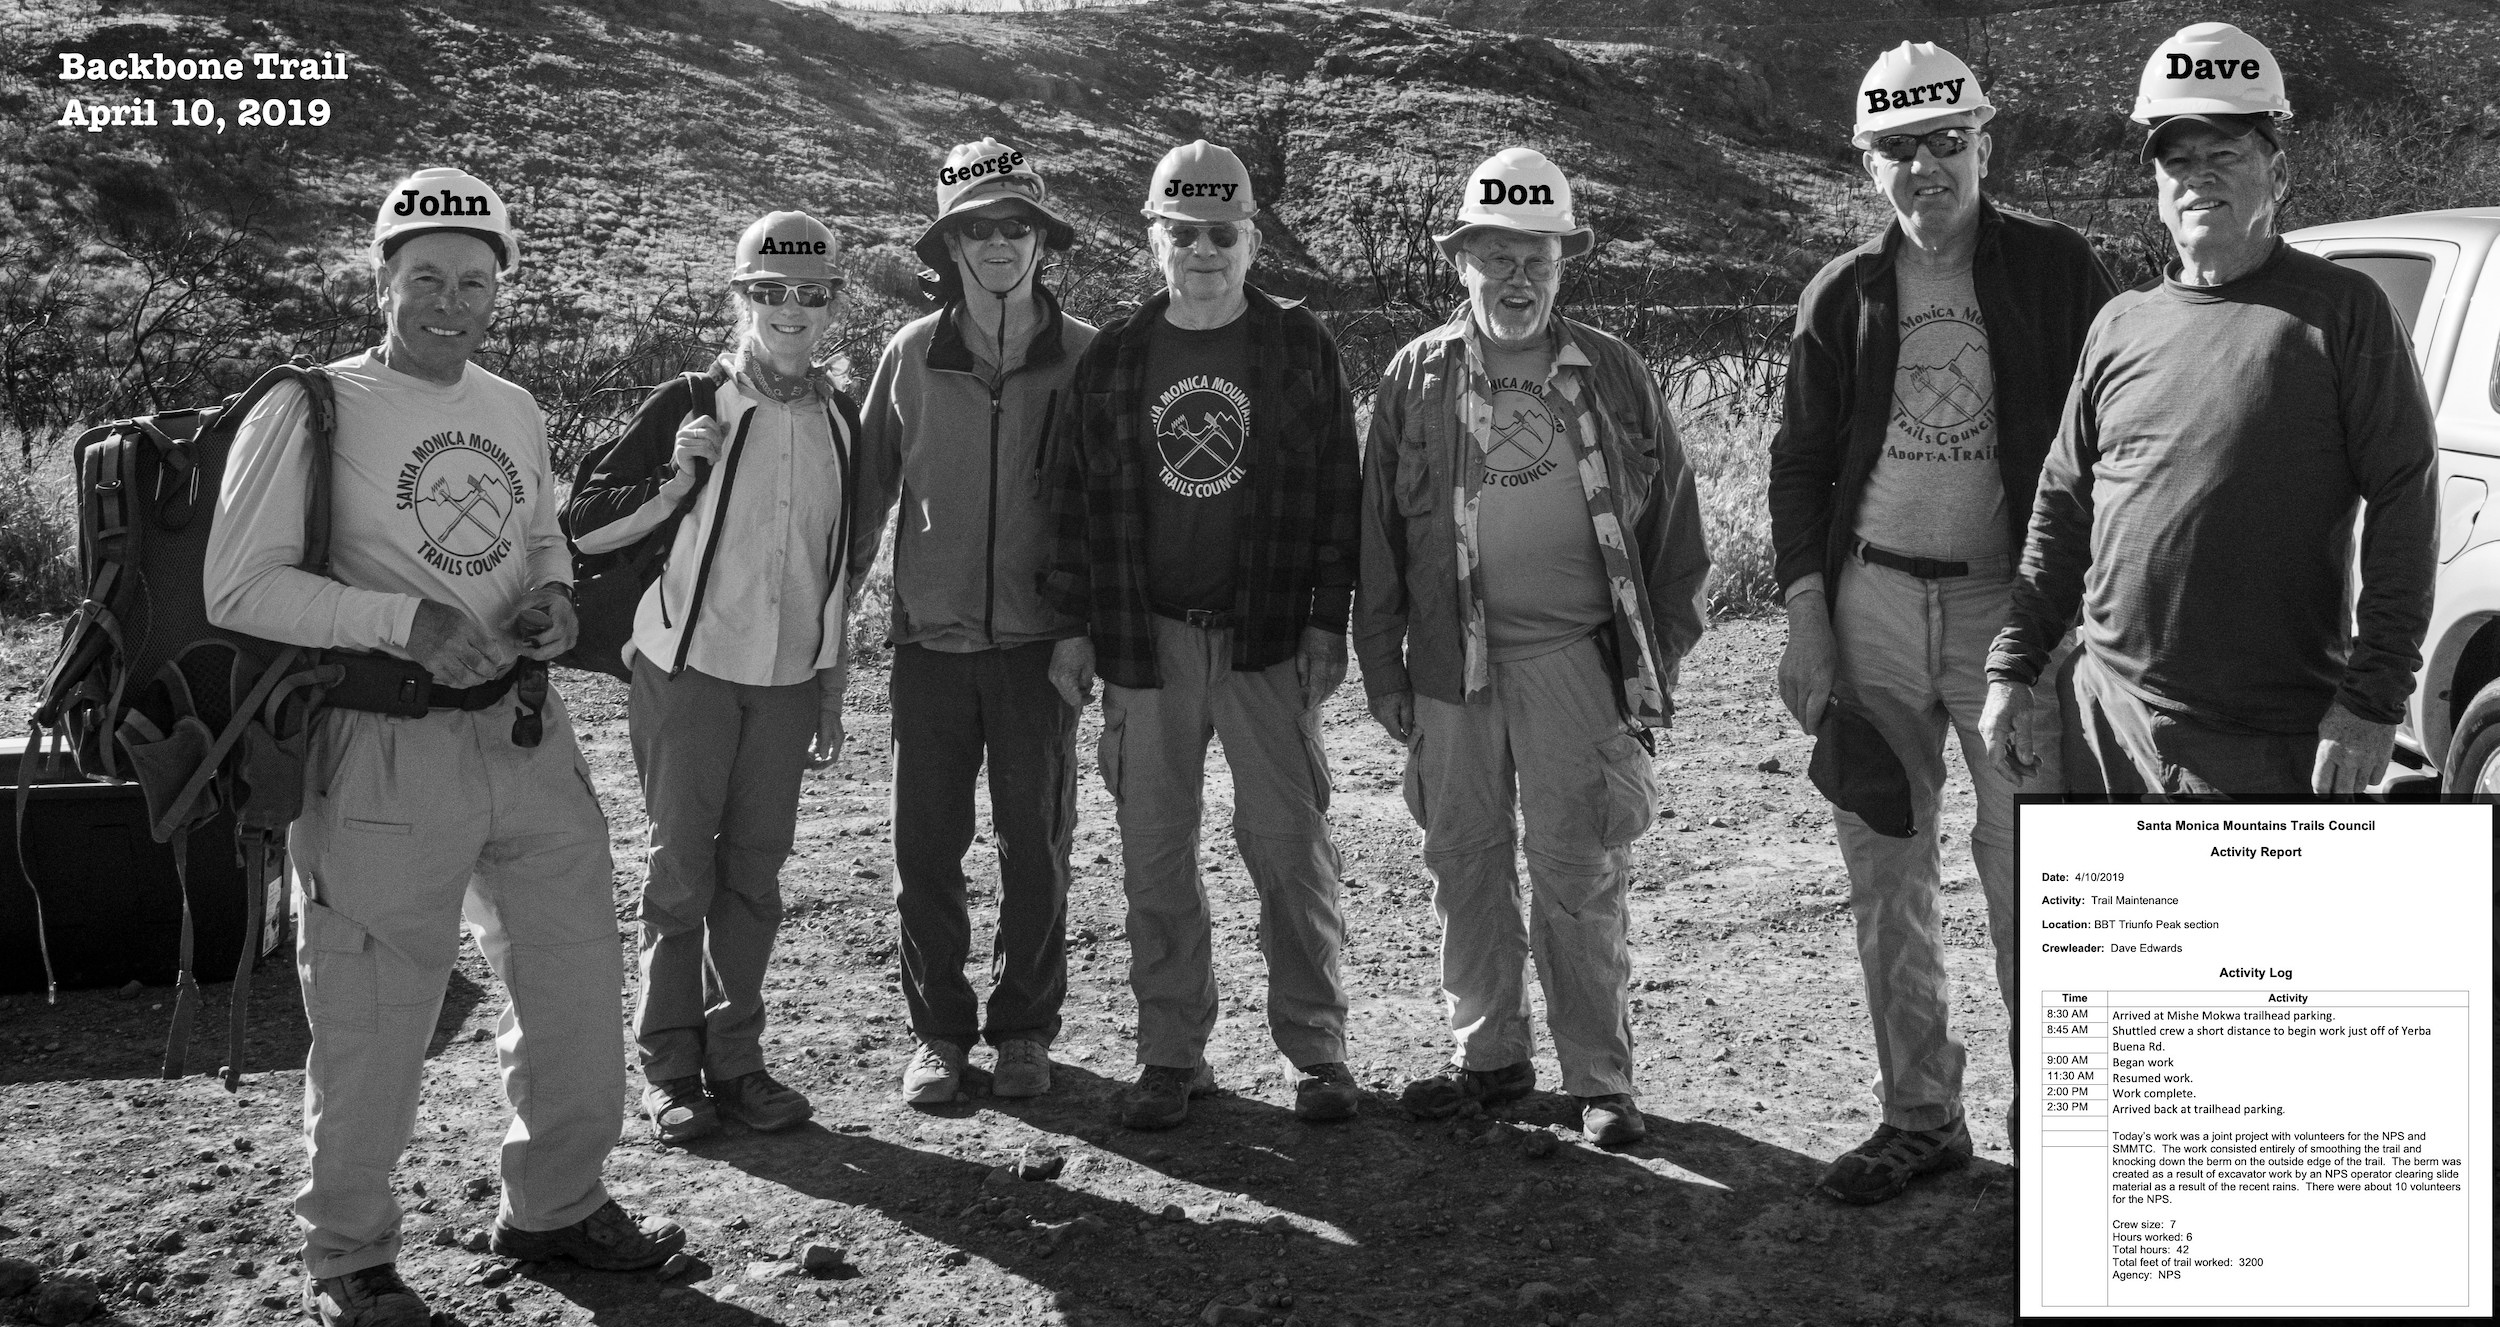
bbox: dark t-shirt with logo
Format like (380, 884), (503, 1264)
(1142, 313), (1253, 613)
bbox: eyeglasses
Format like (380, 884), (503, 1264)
(958, 216), (1034, 242)
(1869, 127), (1976, 162)
(744, 281), (836, 307)
(1464, 252), (1559, 283)
(1161, 221), (1241, 249)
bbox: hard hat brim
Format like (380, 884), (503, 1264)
(371, 226), (517, 279)
(914, 190), (1078, 274)
(1140, 200), (1259, 223)
(2138, 112), (2282, 162)
(1433, 222), (1594, 261)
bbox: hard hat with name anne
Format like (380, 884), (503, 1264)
(2132, 23), (2292, 161)
(1433, 147), (1593, 260)
(1852, 42), (1995, 148)
(1142, 140), (1258, 223)
(913, 138), (1078, 273)
(733, 211), (841, 285)
(370, 166), (519, 277)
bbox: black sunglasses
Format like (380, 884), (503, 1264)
(1870, 127), (1977, 162)
(959, 216), (1035, 242)
(1162, 221), (1241, 249)
(745, 281), (836, 307)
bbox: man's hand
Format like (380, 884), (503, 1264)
(664, 414), (723, 497)
(406, 599), (517, 688)
(1370, 690), (1414, 745)
(1979, 679), (2039, 785)
(810, 664), (849, 768)
(1048, 635), (1096, 709)
(1295, 626), (1348, 712)
(2312, 702), (2397, 795)
(510, 585), (579, 661)
(1778, 587), (1836, 735)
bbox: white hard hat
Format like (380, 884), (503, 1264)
(370, 166), (518, 277)
(2132, 22), (2292, 123)
(1853, 42), (1994, 148)
(1142, 140), (1258, 223)
(1433, 148), (1593, 259)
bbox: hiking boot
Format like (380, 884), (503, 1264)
(992, 1038), (1053, 1099)
(1293, 1062), (1361, 1122)
(640, 1075), (719, 1146)
(711, 1069), (812, 1132)
(1579, 1093), (1646, 1147)
(1399, 1061), (1535, 1118)
(491, 1199), (686, 1271)
(902, 1038), (967, 1105)
(1818, 1116), (1973, 1206)
(1120, 1063), (1217, 1130)
(305, 1262), (429, 1327)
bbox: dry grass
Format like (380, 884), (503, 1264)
(1675, 395), (1778, 619)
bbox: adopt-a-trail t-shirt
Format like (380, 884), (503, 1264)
(1852, 260), (2007, 561)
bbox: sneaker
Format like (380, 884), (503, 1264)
(491, 1198), (686, 1271)
(992, 1038), (1053, 1099)
(1293, 1062), (1361, 1122)
(305, 1263), (429, 1327)
(711, 1069), (812, 1132)
(1818, 1116), (1974, 1206)
(1578, 1093), (1646, 1147)
(1120, 1063), (1218, 1131)
(1399, 1061), (1535, 1118)
(640, 1075), (719, 1146)
(902, 1038), (968, 1105)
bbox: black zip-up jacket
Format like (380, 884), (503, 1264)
(1768, 198), (2117, 608)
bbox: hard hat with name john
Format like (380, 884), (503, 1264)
(734, 211), (841, 285)
(1433, 147), (1593, 260)
(1853, 42), (1994, 148)
(2132, 23), (2292, 161)
(913, 138), (1078, 273)
(1141, 140), (1257, 223)
(370, 166), (519, 277)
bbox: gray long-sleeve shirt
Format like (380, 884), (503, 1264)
(1987, 241), (2438, 732)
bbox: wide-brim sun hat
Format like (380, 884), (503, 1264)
(1432, 147), (1594, 260)
(912, 138), (1077, 273)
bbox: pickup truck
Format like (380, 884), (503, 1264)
(2286, 207), (2500, 794)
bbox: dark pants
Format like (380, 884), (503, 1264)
(2061, 649), (2318, 797)
(890, 641), (1076, 1049)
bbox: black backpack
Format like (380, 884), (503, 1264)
(554, 370), (716, 679)
(25, 360), (341, 1087)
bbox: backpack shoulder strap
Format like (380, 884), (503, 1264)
(212, 360), (337, 576)
(684, 369), (718, 422)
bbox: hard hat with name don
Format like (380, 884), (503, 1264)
(913, 138), (1078, 273)
(733, 211), (841, 285)
(370, 166), (519, 277)
(1433, 147), (1593, 259)
(1141, 140), (1258, 223)
(1852, 42), (1995, 148)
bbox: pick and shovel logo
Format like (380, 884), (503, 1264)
(395, 430), (524, 575)
(1151, 374), (1252, 499)
(1482, 380), (1561, 487)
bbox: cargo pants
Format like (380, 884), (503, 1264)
(289, 688), (621, 1280)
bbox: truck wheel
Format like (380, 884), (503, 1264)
(2442, 678), (2500, 796)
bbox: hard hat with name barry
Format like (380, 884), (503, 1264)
(1142, 140), (1258, 223)
(1433, 148), (1592, 259)
(1852, 42), (1995, 148)
(370, 166), (519, 277)
(734, 211), (842, 285)
(2131, 23), (2292, 162)
(913, 138), (1078, 273)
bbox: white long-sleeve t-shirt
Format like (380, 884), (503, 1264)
(204, 349), (570, 661)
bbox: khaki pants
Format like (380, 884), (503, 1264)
(1100, 616), (1348, 1070)
(1405, 635), (1655, 1098)
(289, 689), (620, 1280)
(1831, 552), (2062, 1132)
(628, 658), (818, 1084)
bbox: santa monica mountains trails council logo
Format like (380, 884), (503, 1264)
(1152, 374), (1252, 499)
(395, 431), (524, 576)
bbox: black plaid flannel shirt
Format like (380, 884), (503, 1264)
(1040, 284), (1360, 690)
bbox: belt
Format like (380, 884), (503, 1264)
(1855, 540), (1970, 580)
(323, 652), (520, 719)
(1151, 603), (1240, 630)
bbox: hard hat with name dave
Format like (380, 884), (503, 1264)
(734, 211), (842, 285)
(1433, 147), (1593, 260)
(1852, 42), (1995, 148)
(1141, 140), (1258, 223)
(370, 166), (519, 277)
(2132, 23), (2291, 161)
(913, 137), (1078, 273)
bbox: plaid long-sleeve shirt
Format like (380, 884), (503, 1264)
(1040, 284), (1361, 689)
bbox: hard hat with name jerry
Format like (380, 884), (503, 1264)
(733, 211), (841, 285)
(370, 166), (519, 277)
(1433, 147), (1593, 260)
(2133, 22), (2291, 124)
(1142, 140), (1257, 223)
(1853, 42), (1994, 147)
(914, 138), (1078, 273)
